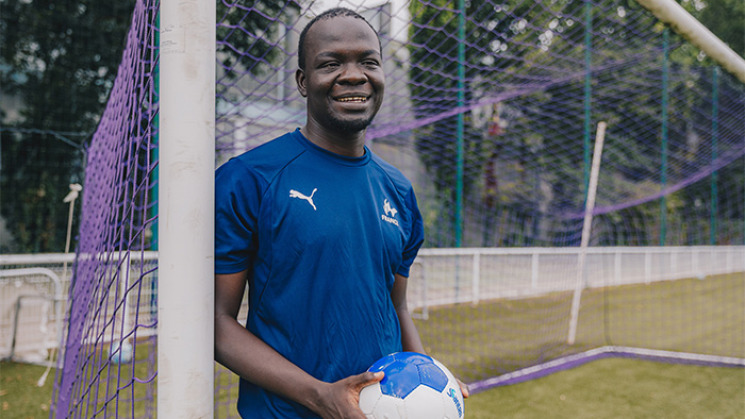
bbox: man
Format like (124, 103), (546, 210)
(214, 8), (466, 418)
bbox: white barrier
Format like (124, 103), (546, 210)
(409, 246), (745, 312)
(0, 268), (64, 364)
(2, 246), (743, 358)
(0, 252), (158, 363)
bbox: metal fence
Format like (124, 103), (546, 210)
(2, 246), (743, 362)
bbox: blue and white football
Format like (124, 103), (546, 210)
(359, 352), (465, 419)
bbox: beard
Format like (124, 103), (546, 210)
(324, 113), (375, 134)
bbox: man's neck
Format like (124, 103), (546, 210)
(300, 125), (367, 158)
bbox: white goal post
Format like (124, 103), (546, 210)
(158, 0), (216, 418)
(567, 122), (607, 345)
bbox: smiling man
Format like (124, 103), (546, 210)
(296, 9), (384, 156)
(213, 8), (432, 419)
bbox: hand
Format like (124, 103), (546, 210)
(314, 371), (384, 419)
(457, 378), (470, 399)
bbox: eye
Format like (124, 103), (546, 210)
(363, 60), (380, 68)
(319, 61), (340, 70)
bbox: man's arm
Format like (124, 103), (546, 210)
(214, 271), (383, 418)
(390, 273), (426, 353)
(390, 273), (470, 398)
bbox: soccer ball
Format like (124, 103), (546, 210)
(359, 352), (465, 419)
(108, 340), (133, 364)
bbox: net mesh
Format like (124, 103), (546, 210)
(50, 0), (159, 417)
(52, 0), (744, 417)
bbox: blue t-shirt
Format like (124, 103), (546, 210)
(215, 129), (424, 418)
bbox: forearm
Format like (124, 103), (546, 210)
(214, 271), (388, 417)
(214, 314), (327, 413)
(393, 297), (470, 398)
(397, 304), (426, 353)
(390, 273), (426, 354)
(214, 271), (328, 413)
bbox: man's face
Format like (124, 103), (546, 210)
(296, 16), (385, 135)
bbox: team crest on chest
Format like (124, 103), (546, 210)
(382, 199), (399, 226)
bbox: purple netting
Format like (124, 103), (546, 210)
(215, 1), (744, 248)
(51, 0), (159, 417)
(53, 0), (744, 417)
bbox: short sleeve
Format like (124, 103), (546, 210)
(396, 187), (424, 278)
(214, 158), (264, 274)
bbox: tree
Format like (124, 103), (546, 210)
(406, 0), (744, 247)
(407, 0), (619, 246)
(689, 0), (744, 58)
(217, 0), (300, 79)
(0, 0), (300, 253)
(1, 0), (136, 252)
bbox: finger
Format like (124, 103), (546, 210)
(458, 379), (470, 398)
(365, 371), (385, 384)
(353, 371), (384, 390)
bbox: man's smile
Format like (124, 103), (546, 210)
(334, 96), (369, 103)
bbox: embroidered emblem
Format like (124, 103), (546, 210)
(383, 199), (398, 218)
(381, 199), (399, 226)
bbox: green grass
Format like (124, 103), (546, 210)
(1, 361), (54, 419)
(3, 358), (743, 418)
(2, 273), (742, 418)
(465, 358), (745, 419)
(415, 273), (745, 383)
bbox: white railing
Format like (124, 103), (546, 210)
(0, 268), (64, 364)
(0, 252), (158, 363)
(408, 246), (745, 315)
(2, 246), (743, 359)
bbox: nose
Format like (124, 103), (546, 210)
(337, 63), (367, 85)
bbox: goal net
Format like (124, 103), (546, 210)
(51, 0), (744, 417)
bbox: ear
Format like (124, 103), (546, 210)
(295, 69), (307, 97)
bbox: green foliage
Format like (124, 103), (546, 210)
(216, 0), (300, 80)
(1, 1), (136, 129)
(0, 0), (136, 252)
(0, 0), (300, 253)
(407, 0), (744, 247)
(682, 0), (744, 59)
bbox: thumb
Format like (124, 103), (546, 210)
(354, 371), (385, 390)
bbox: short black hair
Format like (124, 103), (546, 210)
(297, 7), (381, 71)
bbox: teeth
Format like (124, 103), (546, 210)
(337, 97), (367, 102)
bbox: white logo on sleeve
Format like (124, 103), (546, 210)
(382, 199), (399, 226)
(290, 188), (317, 211)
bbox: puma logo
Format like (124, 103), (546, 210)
(290, 188), (317, 211)
(383, 199), (398, 218)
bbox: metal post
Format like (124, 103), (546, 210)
(151, 8), (160, 251)
(158, 0), (215, 417)
(583, 0), (593, 195)
(455, 0), (466, 247)
(710, 66), (719, 245)
(660, 27), (669, 246)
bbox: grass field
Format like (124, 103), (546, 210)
(416, 273), (744, 383)
(2, 358), (743, 418)
(465, 358), (745, 418)
(3, 273), (742, 418)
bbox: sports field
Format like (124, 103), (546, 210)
(2, 357), (743, 418)
(2, 273), (742, 418)
(415, 273), (744, 384)
(465, 358), (744, 418)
